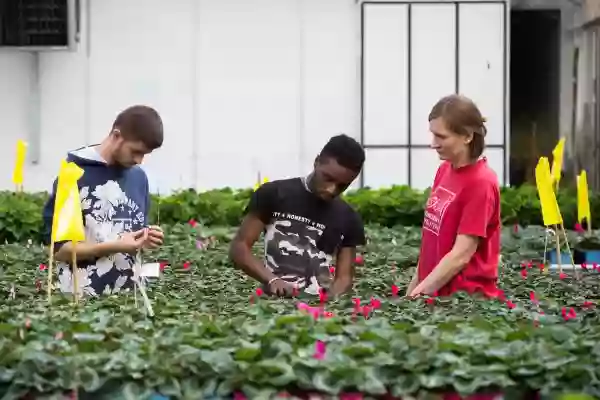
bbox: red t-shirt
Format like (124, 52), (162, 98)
(417, 158), (500, 297)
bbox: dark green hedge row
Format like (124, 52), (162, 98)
(0, 184), (593, 243)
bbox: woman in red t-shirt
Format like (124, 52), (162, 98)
(407, 94), (501, 298)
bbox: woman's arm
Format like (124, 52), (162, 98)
(405, 265), (420, 296)
(411, 180), (497, 296)
(410, 235), (479, 296)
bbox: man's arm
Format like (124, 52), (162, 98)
(229, 214), (279, 284)
(229, 183), (279, 284)
(42, 175), (132, 263)
(329, 209), (366, 296)
(329, 247), (356, 296)
(54, 241), (127, 263)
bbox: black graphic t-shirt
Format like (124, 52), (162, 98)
(246, 177), (365, 294)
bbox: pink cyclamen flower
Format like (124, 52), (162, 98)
(183, 261), (191, 270)
(298, 302), (335, 320)
(340, 393), (364, 400)
(370, 297), (381, 309)
(314, 340), (326, 359)
(529, 291), (538, 304)
(319, 288), (327, 303)
(559, 272), (567, 280)
(310, 309), (320, 320)
(562, 307), (577, 321)
(520, 268), (527, 279)
(391, 284), (399, 296)
(233, 392), (247, 400)
(361, 305), (372, 318)
(574, 223), (584, 232)
(506, 300), (516, 309)
(537, 263), (545, 272)
(39, 263), (47, 271)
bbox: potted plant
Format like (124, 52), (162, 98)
(540, 227), (583, 265)
(574, 232), (600, 264)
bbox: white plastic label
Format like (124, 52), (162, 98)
(141, 263), (160, 277)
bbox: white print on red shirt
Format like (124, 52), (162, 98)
(423, 186), (456, 236)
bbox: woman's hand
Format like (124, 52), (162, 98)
(405, 266), (419, 296)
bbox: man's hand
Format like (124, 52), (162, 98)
(117, 229), (148, 255)
(268, 278), (296, 297)
(143, 225), (164, 249)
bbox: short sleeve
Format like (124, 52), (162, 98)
(244, 182), (278, 224)
(341, 209), (366, 247)
(457, 182), (497, 238)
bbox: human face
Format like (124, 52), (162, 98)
(429, 117), (471, 165)
(310, 157), (359, 201)
(111, 131), (153, 168)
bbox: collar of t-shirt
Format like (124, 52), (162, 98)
(450, 157), (487, 174)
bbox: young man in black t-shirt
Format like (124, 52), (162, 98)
(229, 134), (366, 297)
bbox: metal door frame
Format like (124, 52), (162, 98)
(359, 0), (509, 188)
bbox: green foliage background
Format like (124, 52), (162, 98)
(0, 184), (595, 243)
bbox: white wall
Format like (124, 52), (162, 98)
(0, 0), (507, 194)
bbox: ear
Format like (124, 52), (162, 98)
(111, 128), (122, 139)
(464, 131), (474, 144)
(313, 155), (319, 169)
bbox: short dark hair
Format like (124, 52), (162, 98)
(319, 134), (365, 173)
(112, 105), (164, 150)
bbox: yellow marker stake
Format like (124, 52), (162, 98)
(50, 161), (86, 304)
(577, 170), (592, 233)
(12, 140), (28, 192)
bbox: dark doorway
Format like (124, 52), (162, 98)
(509, 9), (561, 186)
